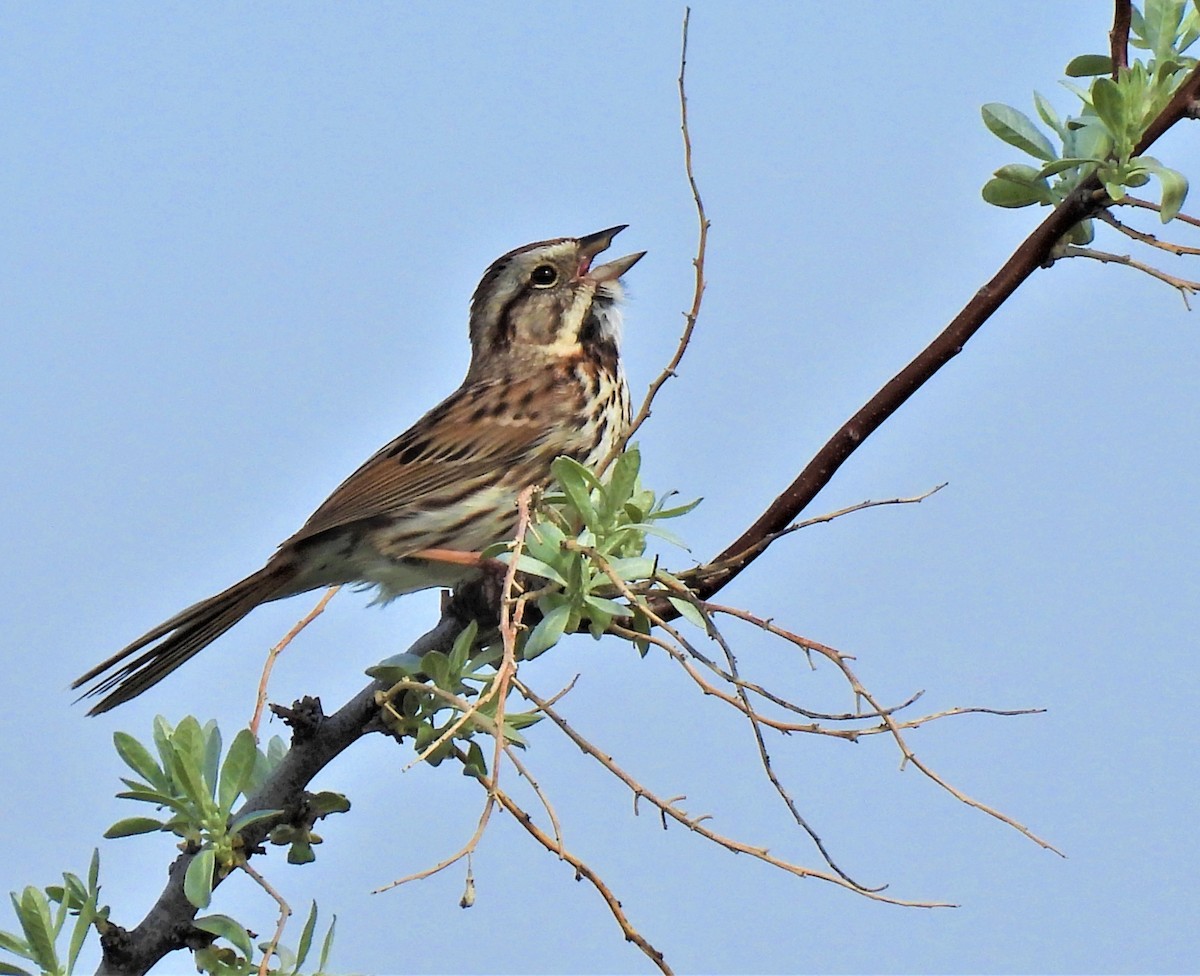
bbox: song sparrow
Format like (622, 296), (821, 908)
(74, 226), (644, 714)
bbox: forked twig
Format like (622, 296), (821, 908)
(1055, 244), (1200, 308)
(515, 678), (955, 909)
(708, 605), (1064, 856)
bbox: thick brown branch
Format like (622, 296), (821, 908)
(687, 59), (1200, 606)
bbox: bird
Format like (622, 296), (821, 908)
(73, 226), (645, 715)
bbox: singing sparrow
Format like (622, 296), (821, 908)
(74, 226), (644, 714)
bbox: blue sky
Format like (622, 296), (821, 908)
(3, 3), (1198, 973)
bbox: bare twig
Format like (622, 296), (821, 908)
(1119, 195), (1200, 229)
(515, 679), (955, 909)
(250, 586), (340, 738)
(606, 6), (708, 467)
(1095, 209), (1200, 255)
(238, 861), (291, 976)
(1056, 244), (1200, 308)
(467, 750), (671, 974)
(708, 605), (1064, 856)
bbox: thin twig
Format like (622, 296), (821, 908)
(239, 858), (292, 976)
(465, 748), (672, 974)
(1095, 209), (1200, 255)
(1056, 244), (1200, 308)
(250, 586), (340, 738)
(1118, 195), (1200, 229)
(515, 679), (955, 909)
(709, 605), (1064, 856)
(606, 6), (708, 467)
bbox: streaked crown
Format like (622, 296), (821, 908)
(466, 226), (645, 378)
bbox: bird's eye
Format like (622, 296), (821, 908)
(530, 265), (558, 288)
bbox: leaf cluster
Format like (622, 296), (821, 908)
(514, 446), (699, 658)
(369, 621), (544, 775)
(0, 852), (106, 976)
(104, 717), (347, 907)
(982, 0), (1197, 234)
(192, 902), (335, 976)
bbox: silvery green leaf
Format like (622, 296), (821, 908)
(103, 817), (165, 839)
(1065, 54), (1113, 77)
(227, 808), (284, 835)
(0, 927), (33, 961)
(608, 556), (657, 581)
(1036, 157), (1101, 178)
(218, 730), (258, 814)
(194, 914), (255, 960)
(512, 553), (568, 586)
(523, 604), (571, 659)
(16, 888), (57, 973)
(184, 848), (215, 909)
(113, 732), (168, 791)
(1033, 91), (1067, 138)
(981, 103), (1057, 160)
(293, 902), (320, 972)
(668, 597), (709, 632)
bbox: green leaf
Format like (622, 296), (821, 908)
(1065, 54), (1114, 76)
(0, 929), (34, 960)
(66, 888), (98, 973)
(114, 788), (188, 811)
(981, 103), (1057, 160)
(308, 792), (351, 816)
(292, 902), (319, 973)
(104, 817), (165, 839)
(584, 595), (627, 619)
(607, 556), (657, 581)
(523, 603), (571, 659)
(1036, 157), (1102, 178)
(510, 553), (568, 586)
(184, 848), (216, 909)
(194, 914), (255, 961)
(0, 963), (35, 975)
(982, 175), (1047, 208)
(201, 721), (223, 800)
(1033, 91), (1067, 138)
(1143, 0), (1186, 61)
(113, 732), (168, 791)
(448, 619), (478, 673)
(650, 496), (703, 521)
(668, 597), (709, 632)
(550, 457), (603, 534)
(227, 808), (284, 835)
(1137, 156), (1190, 221)
(218, 730), (258, 814)
(366, 651), (424, 682)
(287, 840), (316, 865)
(1089, 77), (1126, 136)
(317, 914), (337, 972)
(16, 888), (57, 973)
(602, 447), (641, 520)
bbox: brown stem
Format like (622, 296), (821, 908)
(1110, 0), (1131, 77)
(687, 59), (1200, 606)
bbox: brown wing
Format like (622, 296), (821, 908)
(284, 371), (580, 547)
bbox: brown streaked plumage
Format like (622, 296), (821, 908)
(74, 226), (644, 714)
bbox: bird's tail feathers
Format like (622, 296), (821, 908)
(73, 563), (296, 715)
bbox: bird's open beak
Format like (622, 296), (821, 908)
(577, 224), (646, 283)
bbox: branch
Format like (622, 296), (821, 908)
(1109, 0), (1131, 76)
(95, 604), (479, 976)
(682, 59), (1200, 608)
